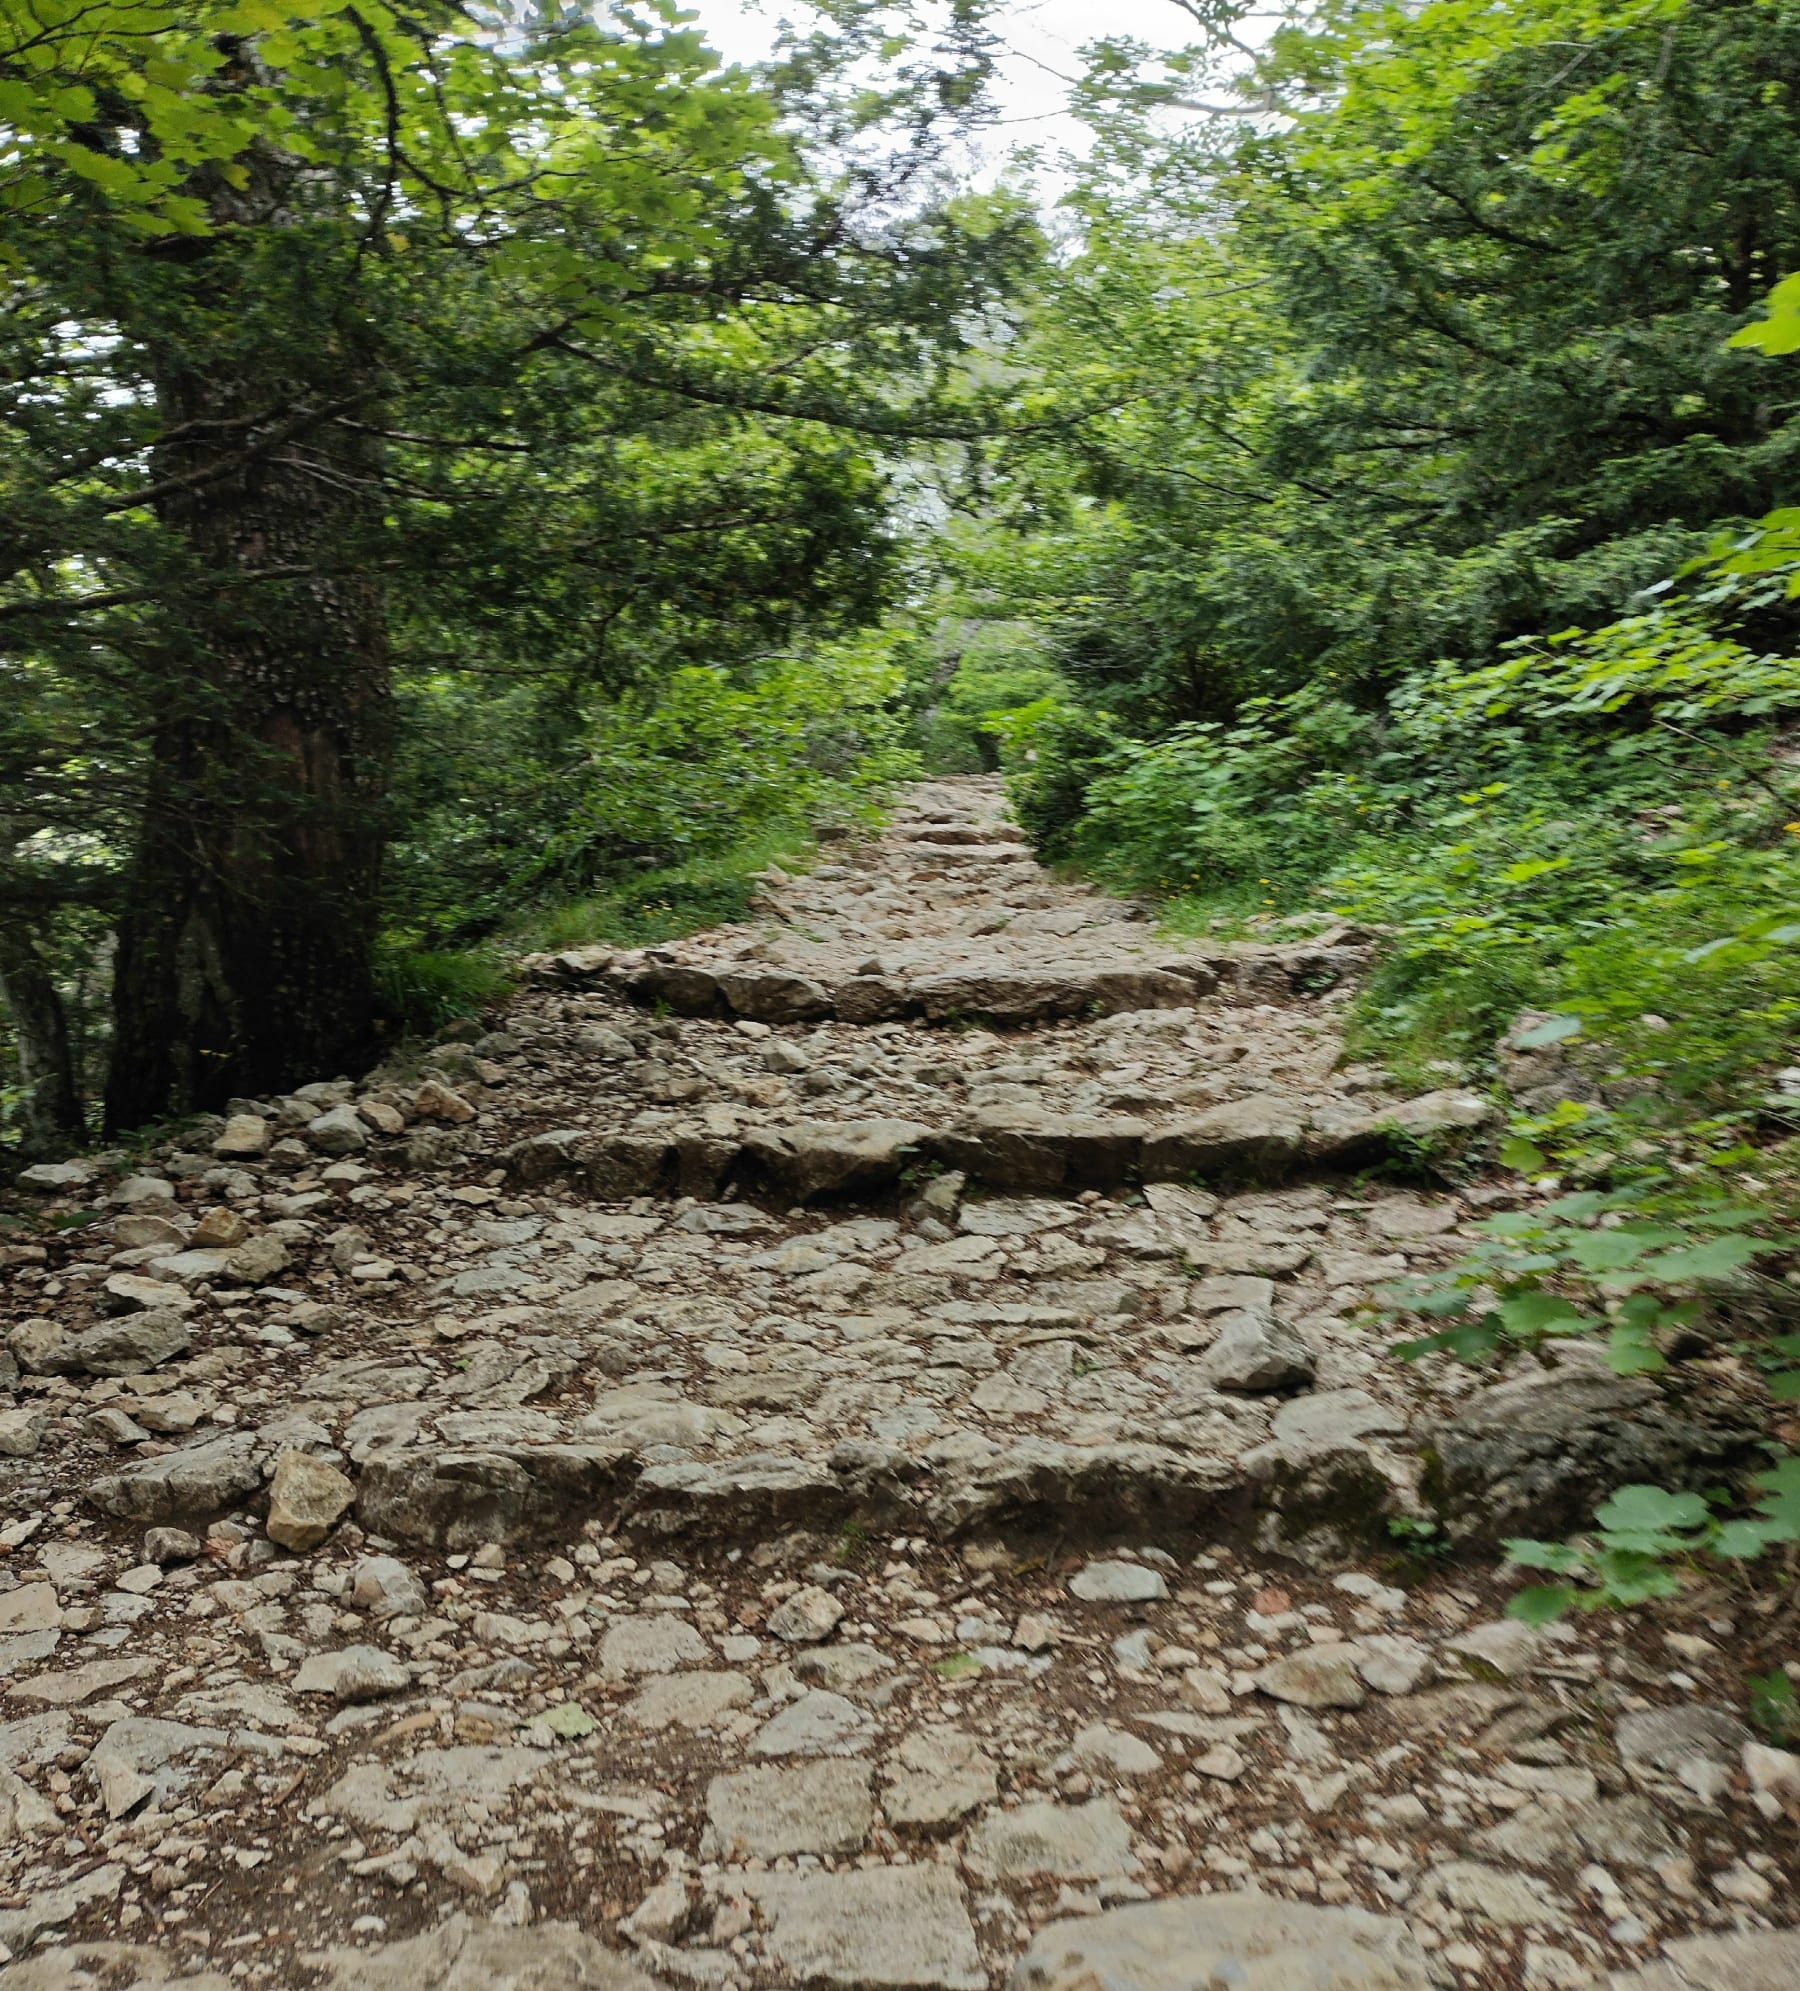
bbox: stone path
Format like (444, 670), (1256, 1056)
(1, 778), (1794, 1991)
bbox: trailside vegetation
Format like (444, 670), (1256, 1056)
(0, 0), (1037, 1139)
(923, 0), (1800, 1625)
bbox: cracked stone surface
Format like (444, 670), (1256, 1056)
(1, 778), (1794, 1988)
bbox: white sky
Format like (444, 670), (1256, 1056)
(691, 0), (1205, 166)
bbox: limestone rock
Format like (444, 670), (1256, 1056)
(882, 1726), (997, 1827)
(314, 1914), (661, 1989)
(265, 1448), (354, 1551)
(293, 1645), (413, 1702)
(306, 1102), (370, 1155)
(745, 1118), (931, 1200)
(1253, 1646), (1367, 1710)
(1010, 1895), (1433, 1991)
(596, 1614), (708, 1680)
(0, 1866), (127, 1957)
(1606, 1930), (1800, 1991)
(15, 1161), (94, 1193)
(88, 1432), (262, 1526)
(349, 1554), (428, 1619)
(766, 1583), (845, 1645)
(0, 1406), (49, 1457)
(190, 1207), (250, 1249)
(1616, 1704), (1750, 1779)
(1194, 1306), (1316, 1392)
(415, 1079), (477, 1124)
(66, 1312), (190, 1377)
(212, 1114), (271, 1159)
(623, 1671), (753, 1731)
(88, 1717), (227, 1818)
(1069, 1559), (1167, 1604)
(966, 1797), (1135, 1879)
(737, 1865), (984, 1991)
(704, 1760), (873, 1858)
(1432, 1368), (1761, 1543)
(1141, 1096), (1309, 1181)
(1355, 1633), (1436, 1696)
(1445, 1619), (1540, 1682)
(749, 1689), (871, 1758)
(221, 1232), (290, 1286)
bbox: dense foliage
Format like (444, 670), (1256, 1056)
(0, 0), (1034, 1139)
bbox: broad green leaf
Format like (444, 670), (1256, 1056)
(1497, 1291), (1593, 1336)
(1565, 1230), (1656, 1272)
(1730, 272), (1800, 355)
(1712, 1519), (1787, 1559)
(1593, 1485), (1709, 1535)
(1507, 1584), (1576, 1624)
(1503, 1538), (1585, 1573)
(1637, 1236), (1764, 1281)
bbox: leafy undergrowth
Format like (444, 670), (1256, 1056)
(993, 517), (1800, 1632)
(372, 641), (916, 1034)
(508, 831), (820, 954)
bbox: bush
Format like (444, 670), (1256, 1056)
(387, 637), (916, 949)
(373, 944), (515, 1038)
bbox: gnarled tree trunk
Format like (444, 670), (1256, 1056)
(103, 345), (393, 1130)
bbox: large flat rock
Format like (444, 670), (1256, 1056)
(737, 1865), (984, 1990)
(1009, 1894), (1434, 1991)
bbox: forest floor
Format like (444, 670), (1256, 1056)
(0, 778), (1795, 1991)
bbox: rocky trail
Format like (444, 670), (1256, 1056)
(1, 777), (1795, 1991)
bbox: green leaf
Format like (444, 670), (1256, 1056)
(1749, 1669), (1799, 1742)
(1637, 1235), (1764, 1281)
(1593, 1485), (1709, 1536)
(1588, 1549), (1685, 1606)
(1497, 1291), (1593, 1337)
(933, 1651), (983, 1681)
(1391, 1316), (1501, 1363)
(1498, 856), (1571, 884)
(1712, 1519), (1787, 1559)
(1498, 1135), (1546, 1173)
(1605, 1326), (1666, 1376)
(1508, 1584), (1576, 1624)
(1565, 1230), (1657, 1272)
(1542, 1192), (1614, 1220)
(1503, 1537), (1585, 1573)
(1730, 272), (1800, 355)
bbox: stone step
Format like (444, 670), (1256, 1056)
(499, 1089), (1496, 1203)
(890, 826), (1028, 847)
(522, 940), (1375, 1024)
(82, 1326), (1759, 1568)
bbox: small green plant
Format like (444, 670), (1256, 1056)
(1386, 1514), (1450, 1562)
(834, 1520), (874, 1567)
(1748, 1667), (1800, 1743)
(1383, 1172), (1798, 1620)
(1504, 1465), (1800, 1621)
(374, 944), (515, 1037)
(1384, 1179), (1784, 1375)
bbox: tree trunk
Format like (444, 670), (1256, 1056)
(0, 905), (84, 1156)
(104, 335), (393, 1130)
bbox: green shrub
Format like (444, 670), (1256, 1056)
(374, 944), (515, 1037)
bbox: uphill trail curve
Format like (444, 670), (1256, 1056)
(0, 778), (1793, 1991)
